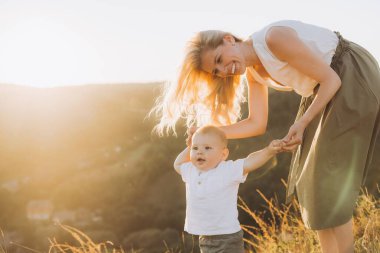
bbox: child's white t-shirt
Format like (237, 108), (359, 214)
(179, 159), (247, 235)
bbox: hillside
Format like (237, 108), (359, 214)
(0, 83), (378, 252)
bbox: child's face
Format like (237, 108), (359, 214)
(190, 133), (228, 171)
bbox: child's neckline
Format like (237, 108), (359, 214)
(196, 161), (224, 174)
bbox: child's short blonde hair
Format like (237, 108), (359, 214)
(194, 125), (227, 147)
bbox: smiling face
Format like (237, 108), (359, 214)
(190, 132), (229, 171)
(200, 36), (246, 78)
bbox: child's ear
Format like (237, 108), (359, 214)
(223, 35), (235, 44)
(222, 148), (229, 160)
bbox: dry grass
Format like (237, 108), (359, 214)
(8, 187), (377, 253)
(353, 188), (380, 253)
(48, 224), (128, 253)
(47, 224), (175, 253)
(240, 186), (380, 253)
(0, 230), (6, 253)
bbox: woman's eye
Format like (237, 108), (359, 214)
(205, 146), (212, 150)
(192, 147), (198, 150)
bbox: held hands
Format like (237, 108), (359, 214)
(186, 120), (306, 152)
(268, 139), (286, 155)
(281, 120), (307, 152)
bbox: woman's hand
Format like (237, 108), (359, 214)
(186, 126), (198, 147)
(281, 120), (307, 151)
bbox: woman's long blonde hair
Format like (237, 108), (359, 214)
(151, 30), (246, 136)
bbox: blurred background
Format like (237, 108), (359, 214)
(0, 83), (378, 252)
(0, 0), (379, 252)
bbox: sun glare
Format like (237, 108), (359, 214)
(0, 0), (379, 87)
(0, 17), (102, 87)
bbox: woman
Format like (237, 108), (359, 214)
(153, 20), (380, 253)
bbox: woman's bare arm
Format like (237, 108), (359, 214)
(266, 26), (341, 148)
(219, 78), (269, 139)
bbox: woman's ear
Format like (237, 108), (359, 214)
(223, 35), (235, 45)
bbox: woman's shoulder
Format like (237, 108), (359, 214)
(252, 20), (297, 41)
(252, 20), (331, 49)
(254, 20), (315, 35)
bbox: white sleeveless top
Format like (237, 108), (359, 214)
(249, 20), (339, 97)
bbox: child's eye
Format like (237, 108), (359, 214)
(192, 147), (198, 150)
(205, 146), (212, 150)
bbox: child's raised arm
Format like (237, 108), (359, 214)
(243, 140), (284, 175)
(174, 147), (191, 174)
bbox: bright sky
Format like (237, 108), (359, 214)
(0, 0), (379, 87)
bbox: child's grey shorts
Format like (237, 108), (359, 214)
(199, 230), (244, 253)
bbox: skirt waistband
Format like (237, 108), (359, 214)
(331, 32), (350, 69)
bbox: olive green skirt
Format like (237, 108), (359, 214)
(286, 33), (380, 230)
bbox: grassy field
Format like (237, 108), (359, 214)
(41, 189), (379, 253)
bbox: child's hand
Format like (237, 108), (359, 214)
(185, 126), (197, 147)
(268, 139), (285, 154)
(186, 135), (192, 147)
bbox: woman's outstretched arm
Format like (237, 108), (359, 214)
(219, 77), (269, 139)
(266, 26), (341, 149)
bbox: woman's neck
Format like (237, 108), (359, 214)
(242, 38), (261, 68)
